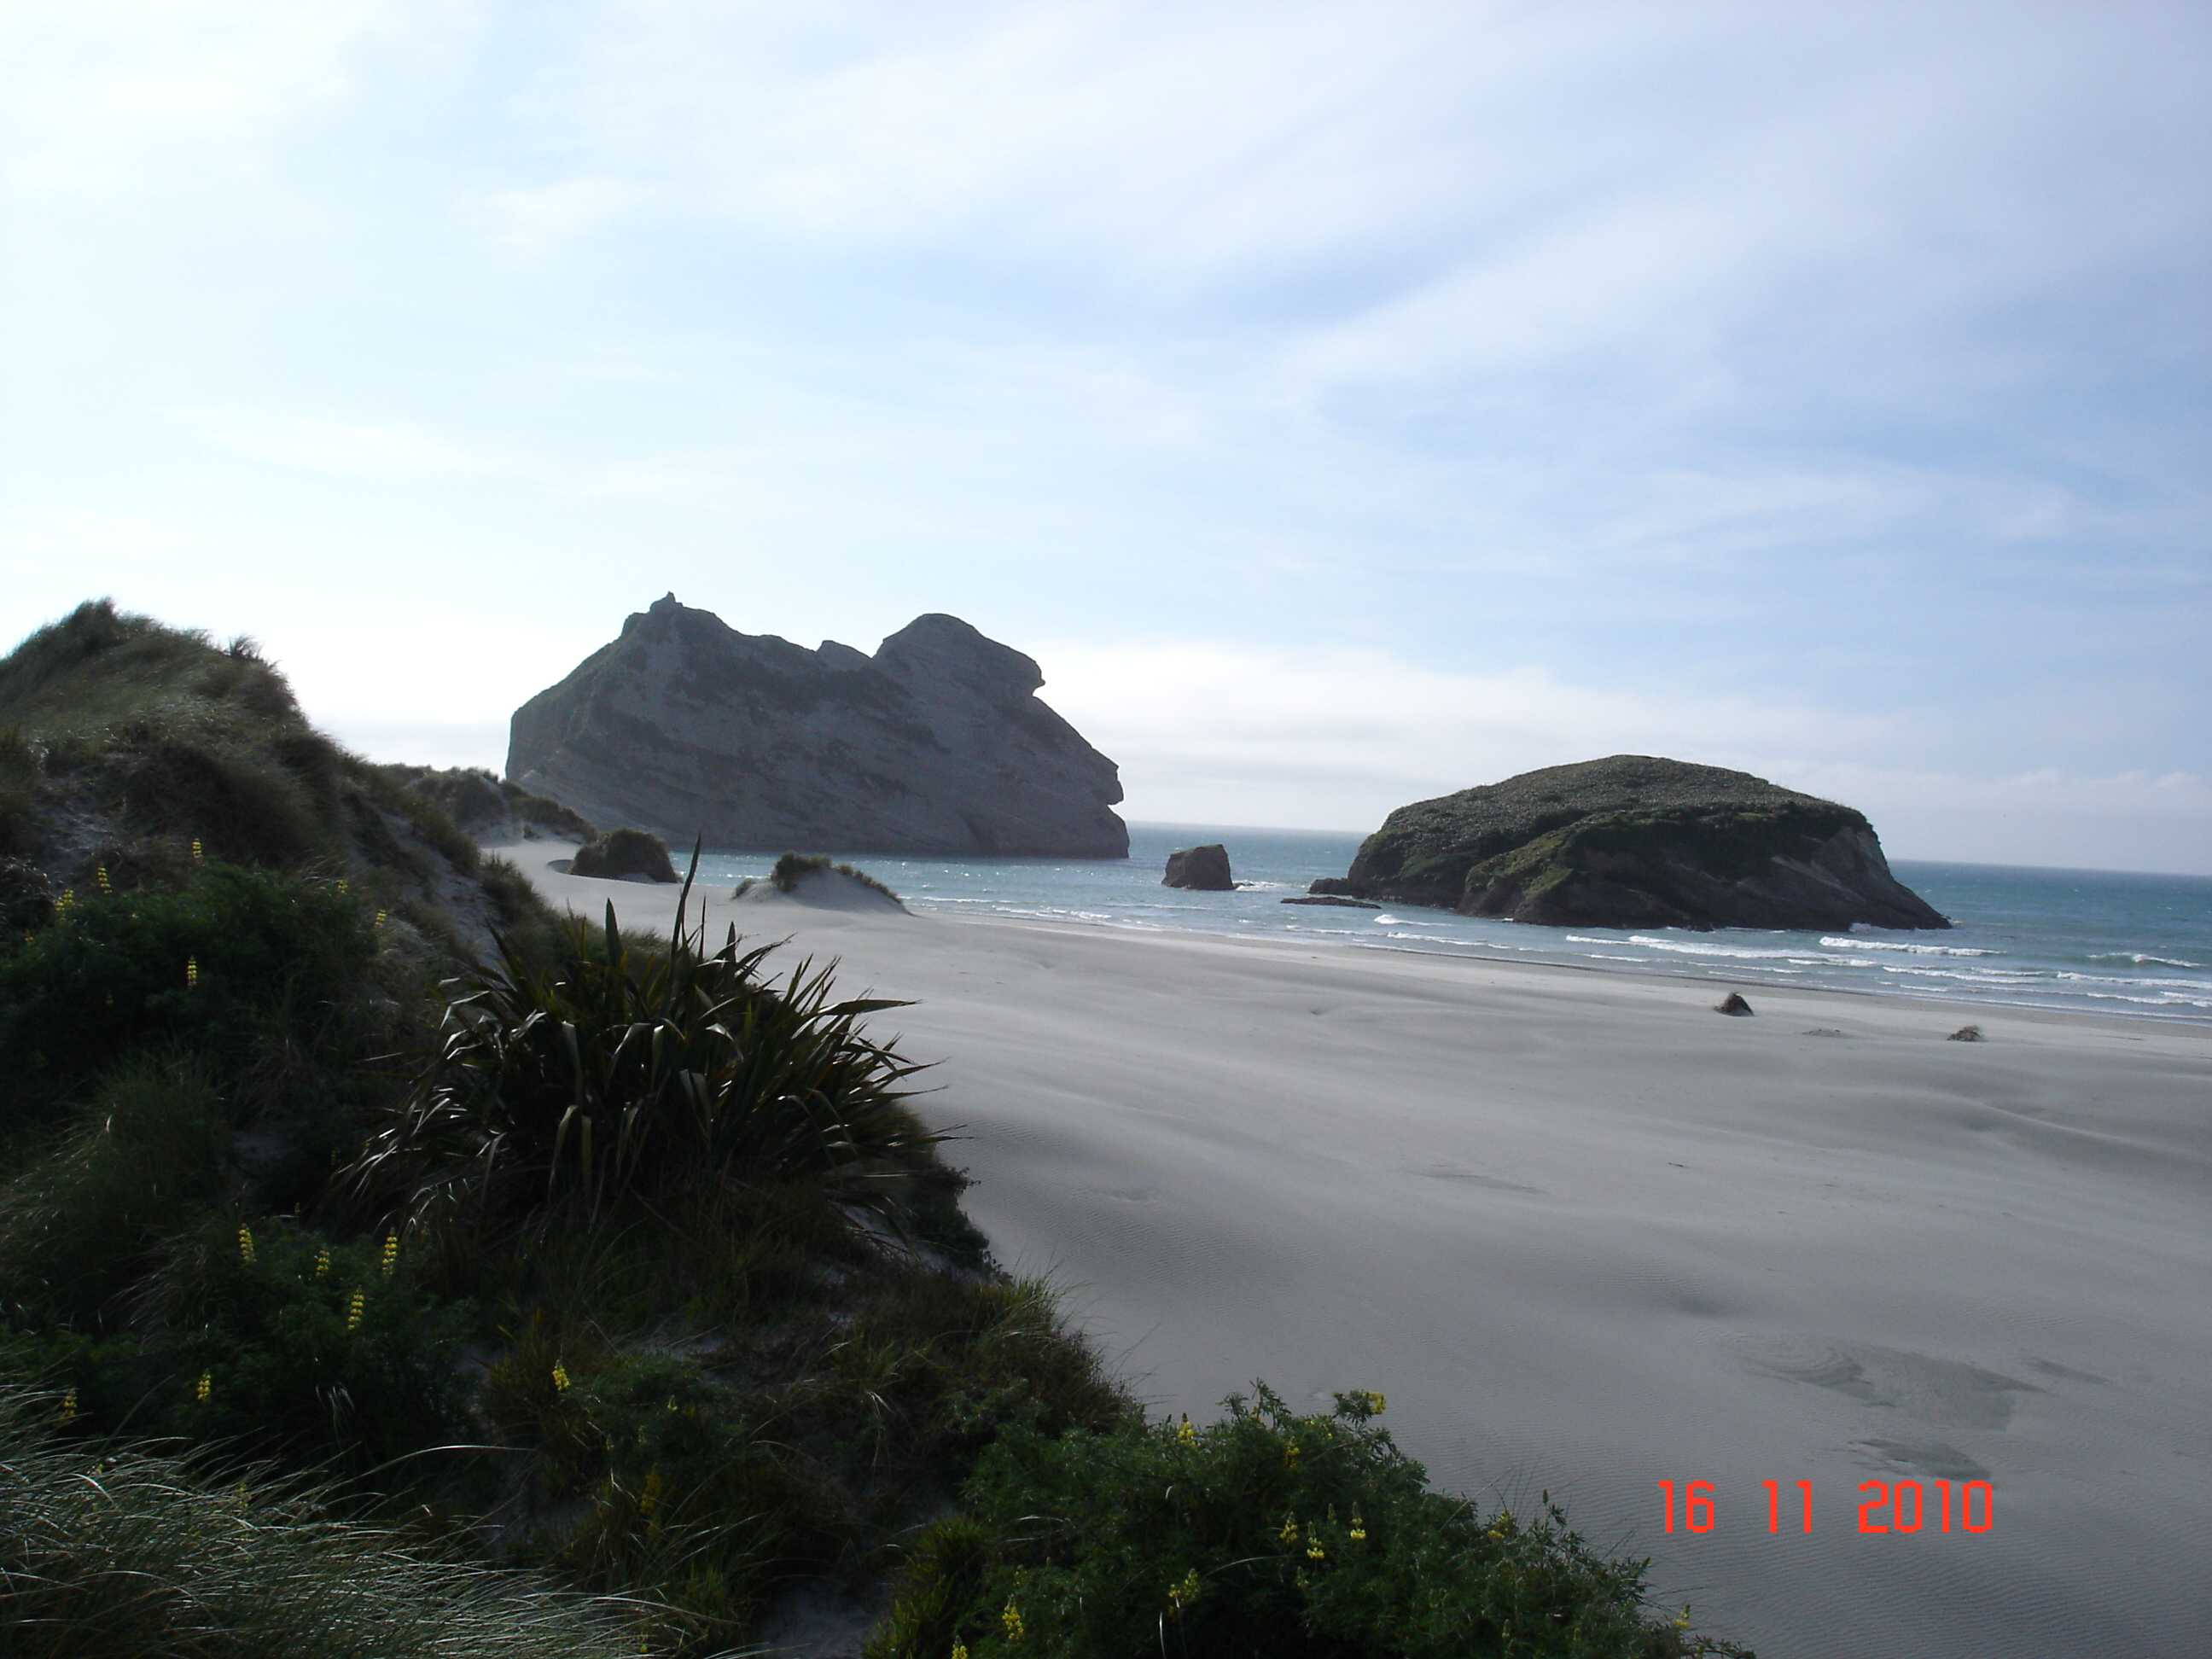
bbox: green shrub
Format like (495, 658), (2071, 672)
(346, 871), (943, 1240)
(0, 725), (37, 859)
(0, 860), (380, 1130)
(0, 1055), (230, 1324)
(868, 1383), (1741, 1659)
(0, 1386), (646, 1658)
(767, 852), (902, 902)
(572, 828), (678, 882)
(129, 1216), (475, 1474)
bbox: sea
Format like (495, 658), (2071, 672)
(690, 824), (2212, 1024)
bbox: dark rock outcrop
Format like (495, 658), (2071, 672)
(570, 827), (679, 882)
(1715, 992), (1755, 1016)
(1163, 844), (1233, 890)
(1282, 894), (1382, 909)
(508, 597), (1127, 857)
(1324, 755), (1948, 932)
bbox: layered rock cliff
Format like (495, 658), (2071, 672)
(1327, 755), (1947, 931)
(507, 597), (1128, 857)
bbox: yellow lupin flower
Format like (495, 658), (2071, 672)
(347, 1289), (365, 1331)
(195, 1371), (212, 1405)
(314, 1246), (331, 1278)
(1348, 1509), (1367, 1542)
(96, 865), (111, 894)
(55, 889), (75, 915)
(185, 956), (199, 988)
(335, 879), (348, 896)
(1674, 1607), (1692, 1632)
(381, 1234), (399, 1278)
(952, 1644), (969, 1659)
(1167, 1567), (1201, 1615)
(1307, 1534), (1325, 1562)
(237, 1225), (255, 1266)
(58, 1388), (76, 1426)
(1365, 1390), (1386, 1413)
(1284, 1440), (1301, 1467)
(552, 1361), (572, 1393)
(1278, 1512), (1300, 1546)
(1176, 1413), (1196, 1447)
(191, 837), (204, 864)
(374, 908), (387, 929)
(1000, 1600), (1024, 1643)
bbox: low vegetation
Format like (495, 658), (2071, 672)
(375, 762), (597, 842)
(0, 601), (1742, 1656)
(735, 851), (904, 905)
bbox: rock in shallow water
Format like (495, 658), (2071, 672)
(1320, 754), (1948, 932)
(1162, 843), (1234, 890)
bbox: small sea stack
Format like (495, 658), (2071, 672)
(1163, 844), (1234, 890)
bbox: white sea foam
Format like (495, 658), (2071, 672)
(2081, 990), (2212, 1009)
(2089, 952), (2203, 969)
(1819, 937), (1998, 958)
(1623, 935), (1826, 962)
(2056, 971), (2210, 990)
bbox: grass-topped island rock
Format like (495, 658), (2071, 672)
(1324, 754), (1947, 931)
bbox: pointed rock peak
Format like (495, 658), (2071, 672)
(874, 614), (1044, 696)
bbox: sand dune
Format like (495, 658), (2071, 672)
(504, 843), (2212, 1658)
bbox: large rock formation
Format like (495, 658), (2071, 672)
(508, 596), (1128, 857)
(1162, 843), (1233, 890)
(1325, 755), (1947, 932)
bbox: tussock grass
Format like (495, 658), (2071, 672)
(732, 853), (902, 905)
(0, 1055), (229, 1324)
(0, 1388), (645, 1658)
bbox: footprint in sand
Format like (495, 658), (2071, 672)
(1853, 1437), (1992, 1481)
(1740, 1336), (2040, 1433)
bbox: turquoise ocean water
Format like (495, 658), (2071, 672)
(692, 825), (2212, 1024)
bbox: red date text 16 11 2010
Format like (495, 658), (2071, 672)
(1656, 1479), (1993, 1535)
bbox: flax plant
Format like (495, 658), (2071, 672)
(347, 844), (942, 1242)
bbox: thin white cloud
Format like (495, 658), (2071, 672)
(470, 175), (661, 256)
(173, 405), (526, 480)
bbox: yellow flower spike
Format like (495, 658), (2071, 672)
(1278, 1512), (1300, 1546)
(335, 879), (348, 896)
(1176, 1413), (1196, 1447)
(952, 1644), (969, 1659)
(346, 1289), (365, 1331)
(374, 907), (387, 929)
(552, 1361), (572, 1393)
(314, 1246), (331, 1278)
(1365, 1390), (1386, 1414)
(1001, 1598), (1025, 1642)
(185, 955), (198, 988)
(191, 837), (203, 864)
(1349, 1511), (1367, 1542)
(1674, 1607), (1692, 1631)
(381, 1234), (399, 1278)
(96, 865), (111, 894)
(195, 1371), (212, 1405)
(1284, 1440), (1300, 1467)
(1167, 1567), (1201, 1615)
(237, 1226), (255, 1266)
(1307, 1535), (1325, 1562)
(58, 1388), (76, 1426)
(56, 889), (74, 914)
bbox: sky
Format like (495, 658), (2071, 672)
(3, 2), (2208, 873)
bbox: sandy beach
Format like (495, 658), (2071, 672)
(504, 844), (2212, 1659)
